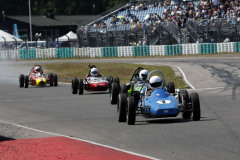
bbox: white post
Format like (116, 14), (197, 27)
(29, 0), (32, 41)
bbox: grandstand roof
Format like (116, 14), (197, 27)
(6, 15), (94, 27)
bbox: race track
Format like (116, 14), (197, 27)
(0, 56), (240, 160)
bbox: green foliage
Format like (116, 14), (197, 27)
(0, 0), (129, 15)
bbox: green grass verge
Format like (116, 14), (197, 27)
(42, 63), (189, 89)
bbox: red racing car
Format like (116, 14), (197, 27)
(71, 64), (119, 95)
(19, 65), (58, 88)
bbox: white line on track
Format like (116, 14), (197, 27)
(173, 66), (195, 90)
(136, 62), (228, 91)
(0, 119), (160, 160)
(0, 96), (73, 102)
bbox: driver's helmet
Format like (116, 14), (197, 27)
(34, 66), (41, 73)
(149, 76), (162, 90)
(139, 69), (149, 81)
(90, 68), (98, 77)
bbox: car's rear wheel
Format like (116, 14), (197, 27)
(106, 76), (113, 93)
(167, 82), (175, 94)
(53, 74), (58, 86)
(120, 84), (128, 94)
(110, 82), (119, 104)
(106, 76), (113, 83)
(114, 77), (120, 88)
(127, 96), (136, 125)
(180, 90), (191, 119)
(117, 93), (127, 122)
(72, 78), (79, 94)
(48, 73), (53, 86)
(24, 75), (29, 88)
(114, 77), (120, 84)
(79, 78), (84, 95)
(19, 74), (24, 88)
(190, 93), (201, 121)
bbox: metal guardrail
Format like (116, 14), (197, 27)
(80, 3), (126, 26)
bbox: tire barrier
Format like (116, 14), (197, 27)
(0, 49), (18, 60)
(0, 42), (239, 60)
(199, 43), (217, 54)
(19, 49), (36, 60)
(149, 45), (165, 56)
(36, 48), (56, 59)
(234, 42), (240, 52)
(56, 48), (73, 58)
(165, 45), (182, 56)
(133, 46), (150, 56)
(102, 47), (118, 57)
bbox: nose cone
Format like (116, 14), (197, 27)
(36, 78), (47, 86)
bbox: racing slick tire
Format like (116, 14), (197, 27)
(19, 74), (24, 88)
(127, 96), (136, 125)
(114, 77), (120, 86)
(24, 75), (29, 88)
(106, 76), (113, 93)
(110, 82), (119, 104)
(106, 76), (113, 83)
(48, 73), (53, 86)
(79, 78), (84, 95)
(117, 93), (127, 122)
(190, 93), (201, 121)
(180, 90), (192, 119)
(120, 84), (128, 94)
(72, 78), (79, 94)
(167, 82), (175, 94)
(53, 74), (58, 87)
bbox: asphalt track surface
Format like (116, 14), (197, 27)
(0, 56), (240, 160)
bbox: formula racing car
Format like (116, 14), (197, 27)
(110, 67), (176, 104)
(117, 70), (201, 125)
(19, 65), (58, 88)
(71, 64), (119, 95)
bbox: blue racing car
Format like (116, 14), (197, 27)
(117, 70), (201, 125)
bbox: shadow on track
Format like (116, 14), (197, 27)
(0, 135), (15, 142)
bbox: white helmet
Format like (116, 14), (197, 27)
(90, 68), (98, 77)
(139, 69), (149, 80)
(149, 76), (162, 89)
(34, 66), (41, 73)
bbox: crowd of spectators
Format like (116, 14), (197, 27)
(84, 0), (240, 45)
(91, 0), (240, 31)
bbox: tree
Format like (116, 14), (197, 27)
(0, 0), (129, 16)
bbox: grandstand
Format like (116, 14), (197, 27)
(77, 0), (240, 47)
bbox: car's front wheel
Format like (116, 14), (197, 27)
(180, 90), (191, 119)
(167, 82), (175, 94)
(120, 84), (128, 94)
(127, 96), (136, 125)
(72, 78), (79, 94)
(48, 73), (53, 86)
(79, 79), (84, 95)
(190, 93), (201, 121)
(117, 93), (127, 122)
(53, 74), (58, 86)
(24, 75), (29, 88)
(19, 74), (24, 88)
(110, 82), (119, 104)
